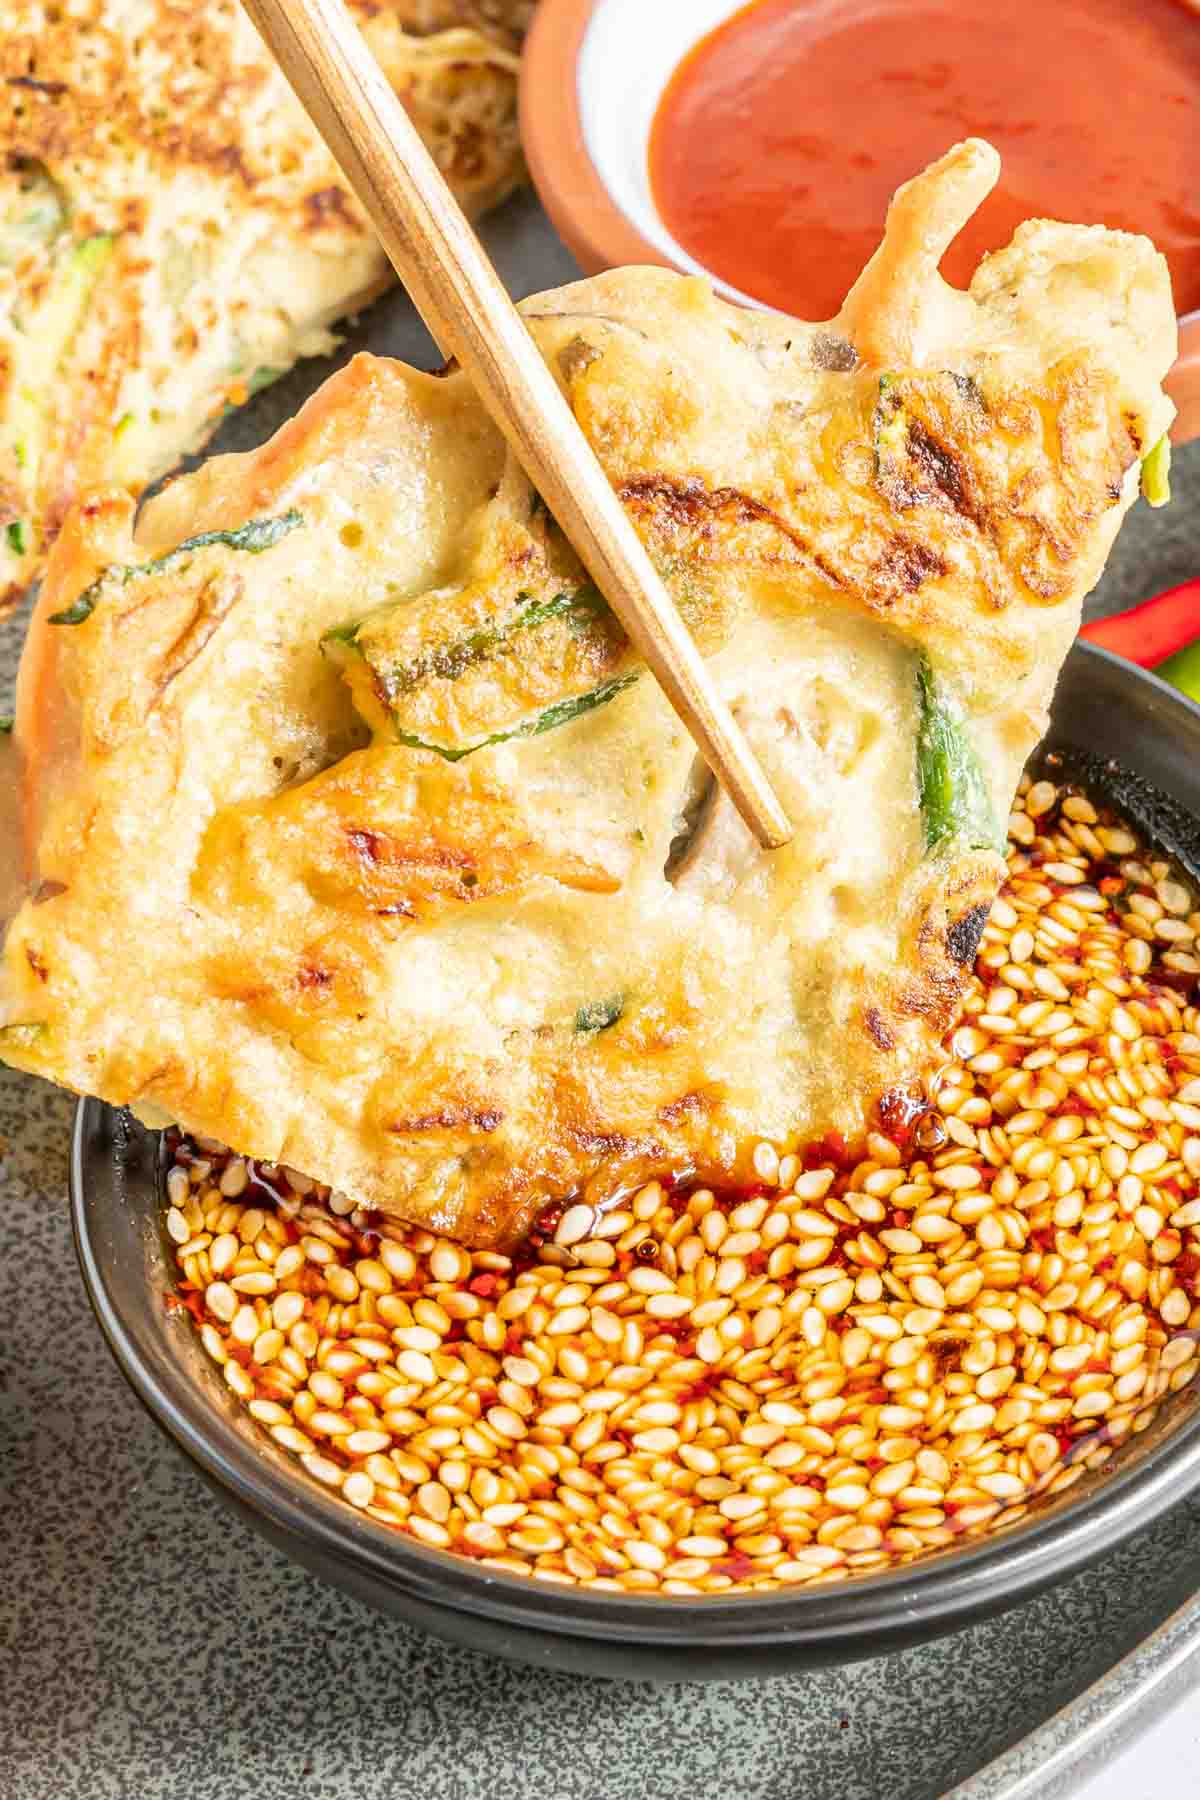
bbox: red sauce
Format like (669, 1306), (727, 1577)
(650, 0), (1200, 321)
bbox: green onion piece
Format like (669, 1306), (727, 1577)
(49, 507), (304, 625)
(4, 520), (24, 555)
(574, 995), (624, 1034)
(874, 372), (908, 466)
(393, 671), (639, 763)
(326, 587), (607, 700)
(219, 367), (284, 422)
(322, 619), (362, 649)
(1141, 434), (1172, 508)
(0, 715), (13, 734)
(389, 588), (604, 698)
(48, 593), (98, 628)
(915, 655), (1004, 855)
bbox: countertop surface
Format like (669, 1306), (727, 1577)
(4, 191), (1200, 1800)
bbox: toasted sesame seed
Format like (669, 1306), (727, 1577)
(555, 1203), (595, 1248)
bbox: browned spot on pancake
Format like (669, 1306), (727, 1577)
(25, 946), (47, 981)
(297, 964), (333, 990)
(864, 1006), (895, 1051)
(1018, 553), (1069, 602)
(345, 824), (471, 875)
(618, 472), (844, 587)
(658, 1091), (707, 1124)
(7, 74), (67, 97)
(209, 143), (254, 186)
(346, 826), (384, 864)
(811, 331), (858, 372)
(869, 535), (947, 605)
(304, 184), (357, 230)
(946, 904), (990, 966)
(905, 419), (975, 519)
(566, 1124), (659, 1159)
(896, 966), (968, 1030)
(32, 880), (67, 906)
(389, 1104), (504, 1135)
(559, 336), (602, 383)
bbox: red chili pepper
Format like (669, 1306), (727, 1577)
(1080, 579), (1200, 668)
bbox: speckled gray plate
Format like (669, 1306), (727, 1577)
(4, 190), (1200, 1796)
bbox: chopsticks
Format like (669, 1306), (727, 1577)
(239, 0), (793, 851)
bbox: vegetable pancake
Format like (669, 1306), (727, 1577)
(0, 0), (529, 614)
(0, 141), (1177, 1245)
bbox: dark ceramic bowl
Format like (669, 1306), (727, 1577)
(71, 642), (1200, 1678)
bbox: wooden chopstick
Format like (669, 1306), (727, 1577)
(240, 0), (793, 850)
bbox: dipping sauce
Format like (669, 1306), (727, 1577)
(650, 0), (1200, 320)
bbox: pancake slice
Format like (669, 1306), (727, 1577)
(0, 0), (528, 613)
(0, 141), (1177, 1244)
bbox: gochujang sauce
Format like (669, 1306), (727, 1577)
(650, 0), (1200, 321)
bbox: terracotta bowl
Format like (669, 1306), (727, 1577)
(521, 0), (1200, 441)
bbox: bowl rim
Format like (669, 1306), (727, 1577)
(521, 0), (663, 279)
(66, 681), (1200, 1657)
(520, 0), (1200, 442)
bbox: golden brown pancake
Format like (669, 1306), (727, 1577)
(0, 142), (1176, 1244)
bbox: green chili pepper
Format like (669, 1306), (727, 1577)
(1154, 640), (1200, 704)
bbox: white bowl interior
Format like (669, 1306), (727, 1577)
(577, 0), (1200, 344)
(578, 0), (769, 308)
